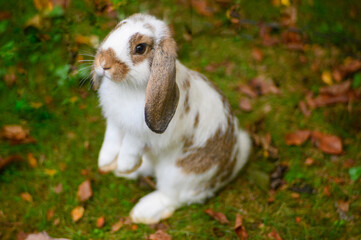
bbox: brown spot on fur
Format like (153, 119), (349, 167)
(194, 112), (199, 128)
(182, 78), (191, 91)
(94, 48), (129, 82)
(129, 33), (155, 65)
(177, 120), (237, 181)
(184, 91), (190, 113)
(143, 23), (155, 33)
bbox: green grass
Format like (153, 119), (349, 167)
(1, 0), (361, 239)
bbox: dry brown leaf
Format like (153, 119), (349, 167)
(47, 209), (55, 221)
(281, 6), (297, 27)
(204, 209), (229, 224)
(268, 229), (283, 240)
(337, 200), (349, 213)
(298, 100), (311, 117)
(259, 25), (279, 47)
(335, 59), (361, 79)
(111, 219), (124, 233)
(234, 214), (248, 240)
(33, 0), (53, 11)
(239, 98), (252, 112)
(319, 80), (351, 96)
(250, 76), (280, 95)
(311, 131), (343, 155)
(304, 157), (314, 166)
(191, 0), (215, 17)
(21, 192), (33, 202)
(25, 231), (69, 240)
(237, 84), (258, 98)
(96, 216), (105, 228)
(284, 130), (311, 146)
(53, 183), (63, 194)
(252, 47), (263, 62)
(71, 206), (84, 222)
(323, 186), (331, 197)
(0, 155), (24, 170)
(77, 179), (93, 202)
(27, 153), (37, 168)
(2, 125), (28, 141)
(149, 230), (172, 240)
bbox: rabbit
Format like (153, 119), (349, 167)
(92, 13), (251, 224)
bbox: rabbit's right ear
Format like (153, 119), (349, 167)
(144, 34), (179, 134)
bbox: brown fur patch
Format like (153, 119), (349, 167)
(94, 48), (129, 82)
(129, 33), (154, 65)
(184, 91), (190, 113)
(182, 78), (191, 91)
(143, 23), (155, 33)
(194, 112), (200, 128)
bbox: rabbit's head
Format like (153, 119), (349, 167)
(93, 14), (179, 134)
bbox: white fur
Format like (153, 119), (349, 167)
(95, 14), (251, 224)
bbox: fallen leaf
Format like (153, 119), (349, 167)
(21, 192), (33, 202)
(53, 183), (63, 194)
(75, 35), (99, 48)
(77, 179), (92, 202)
(47, 209), (55, 220)
(250, 76), (280, 95)
(268, 229), (283, 240)
(96, 216), (105, 228)
(2, 125), (28, 141)
(131, 224), (138, 231)
(311, 131), (343, 155)
(298, 100), (311, 117)
(0, 155), (24, 170)
(304, 157), (314, 166)
(239, 98), (252, 112)
(322, 71), (333, 85)
(252, 47), (263, 62)
(291, 192), (300, 199)
(33, 0), (53, 11)
(71, 206), (84, 222)
(111, 219), (124, 233)
(149, 230), (172, 240)
(336, 200), (349, 213)
(237, 84), (258, 98)
(25, 231), (69, 240)
(295, 217), (301, 223)
(44, 169), (57, 176)
(281, 6), (297, 27)
(27, 153), (37, 168)
(284, 130), (311, 146)
(234, 213), (248, 240)
(191, 0), (215, 17)
(333, 59), (361, 80)
(53, 218), (60, 226)
(259, 25), (279, 47)
(205, 209), (229, 224)
(320, 80), (351, 96)
(323, 186), (331, 197)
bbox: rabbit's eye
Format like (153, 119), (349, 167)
(135, 43), (147, 54)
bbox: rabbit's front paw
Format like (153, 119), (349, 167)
(115, 155), (142, 174)
(130, 191), (177, 224)
(98, 146), (119, 172)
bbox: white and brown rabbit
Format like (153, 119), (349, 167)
(92, 14), (251, 224)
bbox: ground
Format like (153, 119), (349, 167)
(0, 0), (360, 239)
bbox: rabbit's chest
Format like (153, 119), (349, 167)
(98, 80), (147, 132)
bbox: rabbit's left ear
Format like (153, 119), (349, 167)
(144, 35), (179, 134)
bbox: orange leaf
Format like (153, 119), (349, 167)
(71, 206), (84, 222)
(205, 209), (229, 224)
(284, 130), (311, 146)
(21, 192), (33, 202)
(33, 0), (53, 11)
(311, 131), (343, 155)
(111, 220), (124, 233)
(27, 153), (37, 168)
(47, 209), (55, 220)
(149, 230), (172, 240)
(77, 179), (93, 202)
(268, 229), (283, 240)
(234, 214), (248, 240)
(96, 216), (105, 228)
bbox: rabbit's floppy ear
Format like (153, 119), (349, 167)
(144, 34), (179, 134)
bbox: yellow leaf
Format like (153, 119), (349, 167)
(44, 168), (57, 176)
(322, 70), (333, 85)
(72, 206), (85, 222)
(25, 14), (42, 29)
(33, 0), (53, 11)
(30, 102), (43, 109)
(69, 96), (78, 103)
(21, 192), (33, 202)
(281, 0), (290, 6)
(27, 153), (37, 168)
